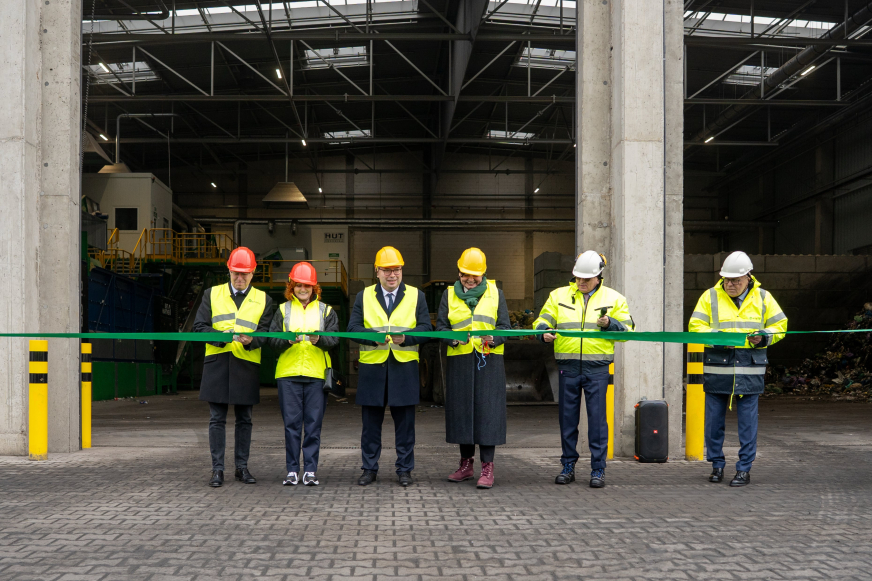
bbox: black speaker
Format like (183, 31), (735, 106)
(635, 399), (669, 463)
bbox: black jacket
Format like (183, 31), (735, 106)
(193, 284), (275, 405)
(347, 282), (432, 407)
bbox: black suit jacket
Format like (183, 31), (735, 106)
(347, 282), (432, 407)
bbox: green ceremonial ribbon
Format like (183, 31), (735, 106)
(4, 329), (869, 346)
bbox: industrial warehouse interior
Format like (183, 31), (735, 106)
(2, 0), (872, 579)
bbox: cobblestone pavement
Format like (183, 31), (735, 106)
(1, 393), (872, 580)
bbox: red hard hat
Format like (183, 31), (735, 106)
(227, 247), (257, 273)
(289, 262), (318, 286)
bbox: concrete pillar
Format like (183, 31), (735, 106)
(576, 0), (684, 458)
(0, 0), (82, 455)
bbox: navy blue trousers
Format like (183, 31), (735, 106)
(705, 392), (759, 472)
(361, 405), (415, 473)
(558, 371), (609, 470)
(277, 377), (326, 473)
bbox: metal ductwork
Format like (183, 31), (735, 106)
(688, 1), (872, 149)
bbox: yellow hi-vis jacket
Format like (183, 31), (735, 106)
(446, 280), (504, 356)
(359, 284), (420, 364)
(206, 285), (268, 364)
(534, 281), (634, 368)
(688, 275), (787, 395)
(275, 297), (333, 380)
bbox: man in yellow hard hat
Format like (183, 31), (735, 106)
(347, 246), (432, 487)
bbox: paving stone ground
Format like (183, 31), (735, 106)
(2, 392), (872, 580)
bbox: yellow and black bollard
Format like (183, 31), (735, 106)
(28, 340), (48, 461)
(606, 362), (614, 459)
(685, 344), (705, 461)
(81, 343), (92, 449)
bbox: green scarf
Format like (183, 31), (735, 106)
(454, 276), (488, 309)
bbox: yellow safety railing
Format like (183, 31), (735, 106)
(255, 259), (347, 294)
(89, 228), (236, 274)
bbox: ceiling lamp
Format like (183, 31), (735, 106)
(263, 182), (309, 209)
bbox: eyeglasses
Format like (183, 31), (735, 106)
(723, 277), (746, 286)
(378, 267), (402, 275)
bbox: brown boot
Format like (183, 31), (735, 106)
(477, 462), (494, 489)
(448, 457), (474, 482)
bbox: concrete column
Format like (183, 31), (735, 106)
(576, 0), (612, 256)
(663, 0), (686, 458)
(0, 0), (82, 455)
(576, 0), (684, 458)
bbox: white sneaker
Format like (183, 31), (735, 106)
(283, 472), (299, 486)
(303, 471), (319, 486)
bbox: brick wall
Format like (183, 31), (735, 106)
(685, 254), (872, 367)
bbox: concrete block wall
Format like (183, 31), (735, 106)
(684, 254), (872, 367)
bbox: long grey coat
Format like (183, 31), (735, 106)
(435, 287), (510, 446)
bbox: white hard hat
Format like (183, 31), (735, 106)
(719, 251), (753, 278)
(573, 250), (606, 278)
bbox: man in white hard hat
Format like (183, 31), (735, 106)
(689, 251), (787, 487)
(533, 251), (634, 488)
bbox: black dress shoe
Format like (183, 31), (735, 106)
(729, 470), (751, 487)
(709, 468), (724, 483)
(397, 472), (413, 487)
(209, 470), (224, 487)
(235, 468), (257, 484)
(358, 470), (377, 486)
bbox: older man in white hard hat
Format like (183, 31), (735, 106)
(689, 251), (788, 487)
(533, 251), (634, 488)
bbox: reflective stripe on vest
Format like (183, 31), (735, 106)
(446, 280), (504, 356)
(275, 298), (332, 380)
(359, 285), (420, 364)
(550, 284), (626, 359)
(205, 285), (267, 364)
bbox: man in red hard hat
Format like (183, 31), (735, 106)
(194, 247), (275, 488)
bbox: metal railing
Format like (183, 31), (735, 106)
(146, 229), (233, 263)
(254, 259), (348, 294)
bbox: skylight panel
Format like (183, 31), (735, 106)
(305, 46), (368, 70)
(514, 47), (575, 70)
(87, 62), (159, 84)
(488, 129), (535, 144)
(324, 129), (371, 144)
(723, 64), (778, 86)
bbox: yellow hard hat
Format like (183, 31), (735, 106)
(457, 247), (487, 276)
(374, 246), (405, 269)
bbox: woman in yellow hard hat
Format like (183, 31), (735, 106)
(435, 247), (510, 489)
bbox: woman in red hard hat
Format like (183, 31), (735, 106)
(193, 247), (275, 488)
(267, 262), (339, 487)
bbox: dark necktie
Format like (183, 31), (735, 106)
(387, 293), (395, 314)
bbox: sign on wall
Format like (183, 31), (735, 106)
(310, 227), (349, 279)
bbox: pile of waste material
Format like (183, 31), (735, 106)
(509, 310), (537, 330)
(766, 302), (872, 401)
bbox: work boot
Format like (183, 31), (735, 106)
(358, 470), (377, 486)
(729, 471), (751, 487)
(477, 462), (494, 489)
(209, 470), (224, 488)
(448, 457), (474, 482)
(589, 468), (605, 488)
(398, 471), (413, 487)
(235, 467), (257, 484)
(555, 462), (575, 485)
(709, 467), (724, 483)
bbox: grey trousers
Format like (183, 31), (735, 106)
(208, 402), (253, 471)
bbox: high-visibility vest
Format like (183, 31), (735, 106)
(359, 284), (420, 364)
(689, 276), (787, 393)
(275, 297), (333, 380)
(446, 280), (504, 356)
(533, 282), (634, 363)
(205, 285), (268, 364)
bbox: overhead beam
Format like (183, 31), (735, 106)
(685, 98), (849, 107)
(88, 32), (577, 45)
(685, 37), (872, 47)
(118, 137), (575, 144)
(89, 95), (576, 103)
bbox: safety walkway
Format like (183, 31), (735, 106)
(1, 395), (870, 580)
